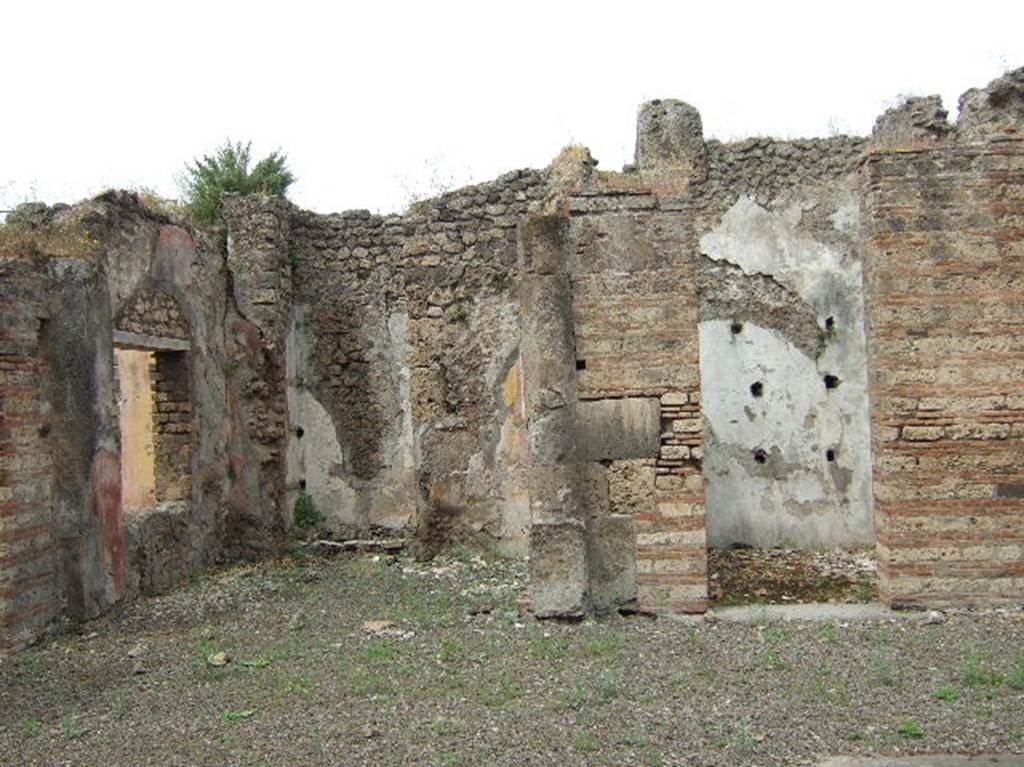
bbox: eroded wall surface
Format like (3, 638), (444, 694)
(697, 170), (874, 549)
(268, 172), (547, 551)
(1, 260), (58, 648)
(1, 193), (293, 650)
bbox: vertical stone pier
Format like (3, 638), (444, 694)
(519, 215), (591, 617)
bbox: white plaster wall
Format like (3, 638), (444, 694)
(699, 194), (874, 548)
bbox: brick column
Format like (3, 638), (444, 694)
(637, 390), (707, 613)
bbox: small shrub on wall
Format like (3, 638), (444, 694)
(293, 490), (323, 530)
(179, 140), (294, 227)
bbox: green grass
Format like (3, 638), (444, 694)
(530, 635), (570, 661)
(426, 714), (463, 738)
(59, 715), (87, 739)
(896, 718), (924, 738)
(761, 649), (790, 670)
(478, 670), (524, 709)
(763, 625), (792, 643)
(820, 623), (840, 646)
(360, 638), (401, 664)
(582, 628), (623, 657)
(934, 684), (961, 701)
(595, 668), (622, 703)
(20, 718), (42, 737)
(962, 648), (1007, 687)
(573, 732), (599, 753)
(436, 637), (461, 663)
(221, 709), (256, 722)
(1007, 654), (1024, 690)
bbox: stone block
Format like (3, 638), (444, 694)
(635, 99), (705, 172)
(576, 398), (660, 461)
(588, 515), (637, 612)
(526, 464), (585, 525)
(607, 459), (657, 515)
(529, 522), (588, 618)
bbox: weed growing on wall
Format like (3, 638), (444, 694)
(0, 219), (100, 260)
(293, 490), (323, 529)
(179, 140), (294, 228)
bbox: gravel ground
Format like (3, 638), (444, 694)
(709, 547), (878, 605)
(1, 549), (1022, 767)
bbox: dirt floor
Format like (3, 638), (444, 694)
(1, 548), (1022, 767)
(709, 547), (878, 606)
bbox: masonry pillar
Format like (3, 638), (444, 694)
(635, 99), (707, 183)
(519, 215), (590, 617)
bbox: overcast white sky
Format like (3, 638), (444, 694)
(1, 1), (1020, 216)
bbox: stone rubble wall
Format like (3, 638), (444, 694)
(115, 289), (190, 340)
(278, 171), (547, 548)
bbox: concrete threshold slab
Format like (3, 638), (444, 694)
(817, 755), (1024, 767)
(662, 602), (916, 624)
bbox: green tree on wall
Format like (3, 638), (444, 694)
(179, 140), (295, 227)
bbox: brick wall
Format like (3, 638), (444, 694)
(864, 134), (1024, 606)
(0, 265), (56, 650)
(150, 352), (192, 503)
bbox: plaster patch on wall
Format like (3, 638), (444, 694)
(366, 309), (418, 529)
(286, 307), (418, 531)
(494, 355), (529, 554)
(285, 308), (357, 529)
(700, 196), (847, 304)
(698, 194), (873, 549)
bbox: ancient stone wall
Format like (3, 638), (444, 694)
(275, 171), (547, 550)
(4, 67), (1024, 648)
(220, 195), (292, 554)
(864, 69), (1024, 607)
(0, 192), (292, 649)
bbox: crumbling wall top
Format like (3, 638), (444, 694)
(957, 65), (1024, 140)
(635, 99), (704, 169)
